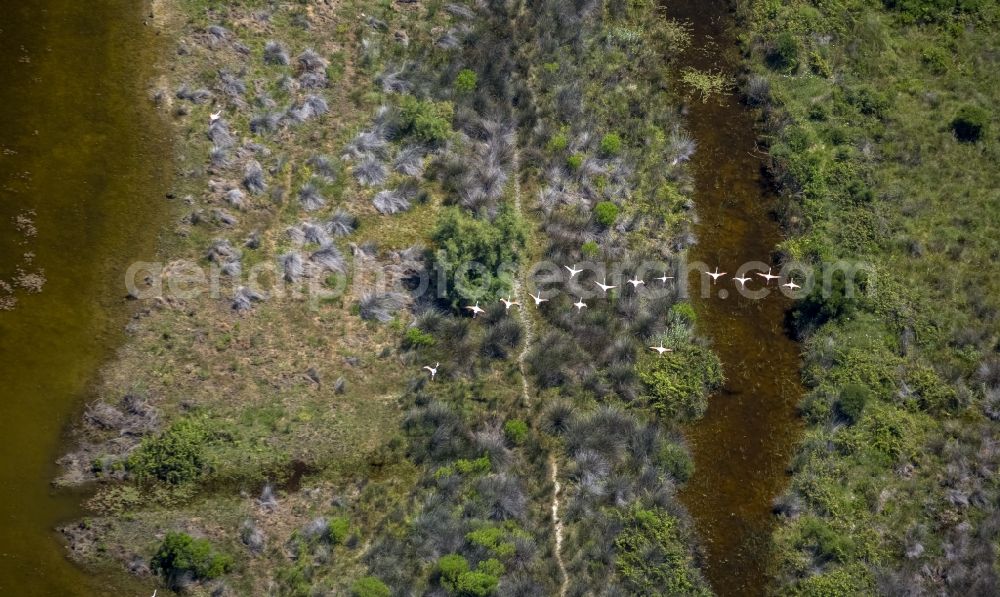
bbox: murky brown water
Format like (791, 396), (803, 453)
(0, 1), (170, 594)
(668, 1), (804, 595)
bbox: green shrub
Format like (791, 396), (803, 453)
(128, 419), (210, 485)
(503, 419), (529, 445)
(454, 571), (499, 596)
(594, 201), (619, 227)
(847, 85), (891, 119)
(455, 455), (491, 475)
(329, 516), (351, 544)
(399, 95), (454, 143)
(352, 576), (391, 597)
(796, 518), (854, 563)
(151, 532), (232, 585)
(614, 505), (711, 595)
(404, 326), (436, 348)
(546, 132), (569, 152)
(951, 105), (989, 143)
(657, 442), (694, 482)
(566, 153), (584, 171)
(837, 383), (870, 423)
(581, 240), (600, 258)
(768, 32), (800, 72)
(455, 69), (478, 94)
(438, 554), (469, 591)
(670, 302), (697, 324)
(599, 132), (623, 155)
(432, 203), (528, 308)
(637, 345), (723, 422)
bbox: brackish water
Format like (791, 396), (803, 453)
(669, 1), (804, 595)
(0, 1), (170, 594)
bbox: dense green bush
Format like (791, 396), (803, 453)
(399, 95), (454, 143)
(594, 201), (619, 227)
(614, 506), (711, 595)
(128, 419), (210, 484)
(837, 383), (870, 423)
(768, 32), (800, 72)
(502, 419), (528, 445)
(599, 132), (623, 155)
(951, 104), (989, 142)
(581, 240), (600, 257)
(637, 346), (723, 422)
(455, 69), (478, 94)
(403, 326), (436, 349)
(657, 442), (694, 482)
(352, 576), (391, 597)
(432, 204), (528, 308)
(566, 153), (584, 171)
(546, 131), (569, 153)
(151, 532), (232, 586)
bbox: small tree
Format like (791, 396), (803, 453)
(594, 201), (619, 227)
(952, 105), (988, 143)
(399, 96), (454, 143)
(837, 383), (869, 423)
(353, 577), (391, 597)
(455, 69), (478, 94)
(503, 419), (529, 445)
(600, 132), (623, 156)
(151, 532), (232, 589)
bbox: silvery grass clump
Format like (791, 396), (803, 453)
(326, 210), (357, 237)
(263, 40), (290, 65)
(214, 208), (239, 227)
(225, 188), (245, 209)
(280, 252), (305, 282)
(176, 85), (212, 104)
(232, 286), (266, 311)
(206, 25), (229, 43)
(210, 146), (230, 168)
(243, 160), (266, 194)
(668, 129), (696, 165)
(285, 95), (328, 123)
(208, 119), (235, 148)
(240, 520), (266, 554)
(344, 130), (389, 161)
(373, 182), (418, 215)
(297, 49), (328, 73)
(217, 70), (246, 99)
(310, 245), (346, 274)
(307, 155), (338, 180)
(377, 68), (411, 94)
(436, 29), (461, 50)
(445, 3), (476, 20)
(394, 146), (426, 176)
(744, 75), (771, 106)
(298, 183), (325, 212)
(359, 292), (406, 322)
(353, 157), (387, 187)
(299, 221), (331, 246)
(250, 112), (281, 135)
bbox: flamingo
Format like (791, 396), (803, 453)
(529, 292), (548, 306)
(782, 279), (801, 291)
(500, 296), (521, 310)
(564, 264), (583, 278)
(627, 277), (645, 289)
(757, 268), (778, 284)
(210, 110), (222, 122)
(573, 297), (587, 311)
(423, 362), (439, 380)
(649, 342), (673, 356)
(707, 267), (726, 283)
(733, 275), (752, 286)
(594, 277), (617, 293)
(655, 273), (674, 284)
(465, 302), (485, 317)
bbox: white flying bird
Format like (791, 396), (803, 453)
(595, 277), (617, 293)
(757, 268), (779, 284)
(733, 275), (752, 286)
(627, 277), (645, 289)
(564, 264), (583, 278)
(465, 302), (485, 317)
(573, 297), (587, 311)
(649, 342), (673, 356)
(210, 110), (222, 122)
(423, 362), (439, 380)
(500, 296), (521, 310)
(707, 267), (726, 283)
(529, 292), (548, 306)
(655, 273), (674, 284)
(782, 279), (801, 291)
